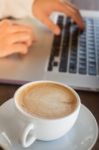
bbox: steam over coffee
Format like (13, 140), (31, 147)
(17, 83), (77, 119)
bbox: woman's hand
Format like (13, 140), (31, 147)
(0, 19), (36, 58)
(32, 0), (84, 35)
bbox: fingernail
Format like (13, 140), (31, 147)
(54, 27), (61, 35)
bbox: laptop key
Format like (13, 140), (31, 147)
(69, 62), (77, 73)
(59, 58), (67, 72)
(48, 21), (63, 69)
(79, 68), (86, 74)
(59, 45), (69, 72)
(97, 50), (99, 75)
(48, 53), (53, 71)
(97, 56), (99, 74)
(88, 66), (96, 75)
(53, 61), (58, 67)
(59, 17), (71, 72)
(48, 15), (64, 71)
(57, 15), (64, 30)
(69, 24), (79, 73)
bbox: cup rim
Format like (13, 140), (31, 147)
(14, 80), (81, 121)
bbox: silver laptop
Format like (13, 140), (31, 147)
(0, 10), (99, 91)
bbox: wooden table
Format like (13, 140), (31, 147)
(0, 0), (99, 149)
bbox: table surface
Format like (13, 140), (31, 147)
(0, 0), (99, 150)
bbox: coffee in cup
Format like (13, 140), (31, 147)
(16, 82), (78, 119)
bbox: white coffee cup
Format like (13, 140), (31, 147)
(4, 81), (81, 148)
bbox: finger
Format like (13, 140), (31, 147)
(61, 0), (77, 10)
(10, 43), (28, 54)
(0, 19), (12, 32)
(0, 43), (28, 58)
(7, 32), (35, 45)
(7, 24), (33, 33)
(0, 20), (34, 36)
(58, 2), (84, 29)
(10, 25), (37, 43)
(37, 13), (61, 35)
(0, 19), (12, 26)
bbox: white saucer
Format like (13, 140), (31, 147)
(0, 99), (98, 150)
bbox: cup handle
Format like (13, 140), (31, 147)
(22, 123), (36, 148)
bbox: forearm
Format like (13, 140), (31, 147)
(0, 0), (35, 19)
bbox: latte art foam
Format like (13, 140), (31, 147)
(17, 83), (77, 119)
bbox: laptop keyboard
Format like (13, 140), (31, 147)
(47, 15), (99, 76)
